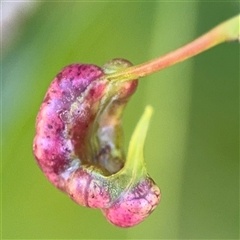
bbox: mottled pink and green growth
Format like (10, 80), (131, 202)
(33, 59), (160, 228)
(33, 14), (239, 228)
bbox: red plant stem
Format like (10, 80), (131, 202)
(106, 15), (239, 82)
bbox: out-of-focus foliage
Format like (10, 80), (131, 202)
(2, 2), (239, 239)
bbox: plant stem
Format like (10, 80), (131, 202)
(106, 14), (239, 82)
(124, 106), (153, 177)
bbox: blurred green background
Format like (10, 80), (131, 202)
(2, 1), (239, 239)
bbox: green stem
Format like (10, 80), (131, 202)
(106, 14), (239, 82)
(107, 106), (153, 190)
(124, 106), (153, 177)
